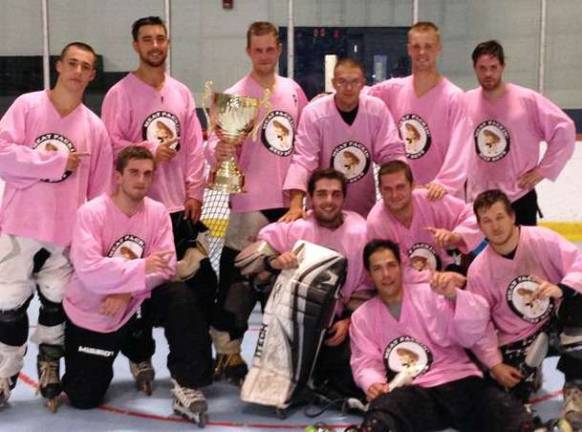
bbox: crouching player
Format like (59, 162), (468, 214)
(350, 239), (533, 431)
(61, 147), (211, 426)
(468, 189), (582, 429)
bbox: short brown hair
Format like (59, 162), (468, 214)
(334, 57), (365, 75)
(307, 168), (347, 197)
(115, 146), (156, 173)
(377, 160), (414, 188)
(246, 21), (280, 48)
(473, 189), (514, 222)
(408, 21), (440, 42)
(59, 42), (97, 68)
(363, 239), (401, 271)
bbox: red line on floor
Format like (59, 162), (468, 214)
(17, 371), (351, 429)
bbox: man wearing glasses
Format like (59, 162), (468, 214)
(282, 58), (404, 220)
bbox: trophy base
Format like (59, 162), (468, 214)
(208, 158), (245, 194)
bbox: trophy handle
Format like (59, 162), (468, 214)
(250, 87), (272, 140)
(202, 80), (213, 134)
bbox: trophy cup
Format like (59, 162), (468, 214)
(203, 81), (271, 194)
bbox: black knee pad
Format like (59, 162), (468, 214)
(558, 286), (582, 327)
(37, 289), (65, 327)
(0, 296), (32, 346)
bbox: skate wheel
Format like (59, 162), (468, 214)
(47, 398), (58, 413)
(557, 419), (574, 432)
(197, 413), (208, 428)
(142, 381), (153, 396)
(275, 408), (287, 419)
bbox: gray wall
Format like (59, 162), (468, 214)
(1, 0), (581, 108)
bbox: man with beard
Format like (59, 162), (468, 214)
(367, 160), (482, 275)
(463, 40), (575, 225)
(0, 42), (112, 409)
(206, 21), (308, 384)
(281, 58), (403, 220)
(101, 16), (214, 395)
(367, 21), (472, 201)
(246, 168), (368, 399)
(62, 147), (211, 425)
(467, 189), (582, 429)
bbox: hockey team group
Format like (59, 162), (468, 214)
(0, 14), (580, 432)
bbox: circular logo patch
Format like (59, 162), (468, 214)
(384, 336), (433, 381)
(107, 235), (145, 260)
(143, 111), (181, 151)
(474, 120), (510, 162)
(261, 111), (295, 156)
(399, 114), (431, 160)
(33, 133), (76, 182)
(506, 275), (553, 323)
(331, 141), (371, 183)
(407, 243), (441, 272)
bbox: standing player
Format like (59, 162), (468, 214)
(367, 21), (472, 200)
(350, 239), (532, 432)
(467, 190), (582, 429)
(282, 58), (403, 220)
(101, 16), (214, 391)
(464, 40), (575, 225)
(0, 42), (112, 409)
(367, 161), (482, 274)
(62, 146), (211, 425)
(206, 21), (308, 383)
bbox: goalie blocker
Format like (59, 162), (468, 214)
(239, 240), (346, 409)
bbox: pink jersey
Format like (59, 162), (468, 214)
(368, 76), (471, 198)
(366, 190), (482, 272)
(463, 84), (575, 202)
(258, 210), (368, 316)
(467, 226), (582, 368)
(283, 94), (404, 217)
(0, 91), (112, 247)
(64, 194), (176, 333)
(101, 73), (205, 212)
(206, 74), (308, 212)
(350, 283), (488, 393)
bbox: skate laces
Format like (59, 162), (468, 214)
(130, 360), (153, 378)
(0, 377), (11, 400)
(38, 360), (59, 387)
(173, 382), (207, 411)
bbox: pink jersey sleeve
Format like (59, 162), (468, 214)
(101, 86), (152, 157)
(433, 92), (472, 197)
(350, 303), (388, 392)
(530, 93), (576, 181)
(283, 105), (323, 193)
(70, 204), (148, 295)
(0, 96), (67, 184)
(183, 102), (206, 201)
(371, 102), (405, 164)
(87, 123), (113, 199)
(542, 228), (582, 292)
(257, 221), (294, 253)
(145, 210), (177, 289)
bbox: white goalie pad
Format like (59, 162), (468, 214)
(234, 240), (277, 276)
(241, 240), (347, 409)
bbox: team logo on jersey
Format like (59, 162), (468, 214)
(474, 120), (510, 162)
(399, 114), (431, 160)
(506, 275), (553, 323)
(142, 111), (181, 151)
(384, 336), (432, 381)
(331, 141), (371, 183)
(407, 243), (441, 272)
(261, 111), (295, 156)
(33, 133), (76, 182)
(107, 235), (145, 260)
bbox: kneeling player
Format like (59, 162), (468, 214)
(468, 189), (582, 429)
(61, 147), (211, 425)
(351, 239), (533, 432)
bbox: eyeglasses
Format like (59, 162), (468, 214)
(334, 79), (364, 88)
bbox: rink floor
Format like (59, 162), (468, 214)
(0, 296), (572, 432)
